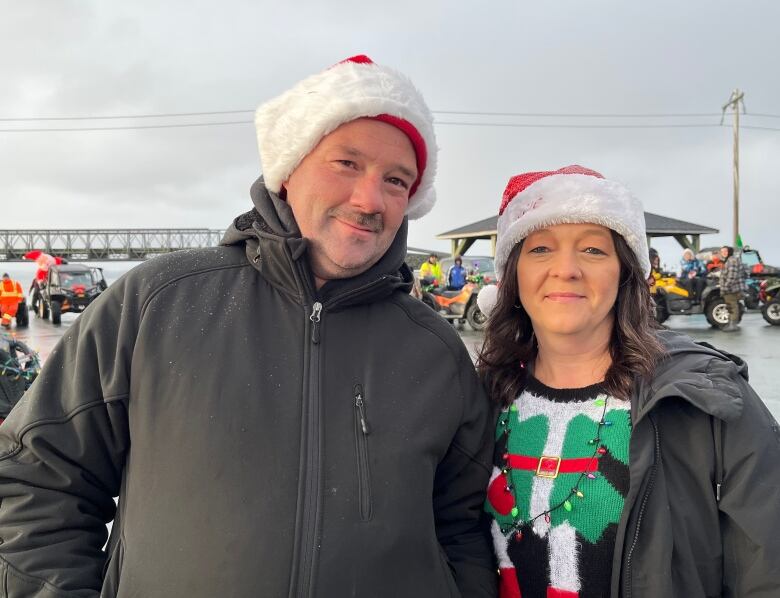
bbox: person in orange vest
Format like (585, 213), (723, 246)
(1, 273), (25, 328)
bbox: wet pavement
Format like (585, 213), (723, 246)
(6, 309), (780, 421)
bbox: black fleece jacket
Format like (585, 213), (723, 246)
(0, 179), (498, 597)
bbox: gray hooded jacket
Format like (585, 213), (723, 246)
(0, 179), (497, 597)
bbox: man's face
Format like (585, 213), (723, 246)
(720, 247), (729, 259)
(284, 118), (417, 286)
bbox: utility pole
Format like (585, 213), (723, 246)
(721, 89), (745, 248)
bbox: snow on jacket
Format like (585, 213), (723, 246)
(610, 329), (780, 597)
(0, 178), (498, 598)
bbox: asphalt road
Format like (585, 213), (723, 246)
(8, 309), (780, 421)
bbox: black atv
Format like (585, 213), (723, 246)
(0, 334), (41, 421)
(760, 277), (780, 326)
(651, 273), (742, 328)
(14, 297), (29, 328)
(37, 264), (107, 325)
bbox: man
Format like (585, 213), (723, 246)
(420, 252), (443, 286)
(0, 273), (24, 328)
(720, 245), (747, 331)
(0, 56), (497, 597)
(447, 256), (468, 290)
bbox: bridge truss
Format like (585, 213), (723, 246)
(0, 229), (225, 261)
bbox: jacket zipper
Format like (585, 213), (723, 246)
(292, 275), (387, 596)
(310, 301), (322, 344)
(297, 301), (324, 598)
(623, 416), (660, 598)
(353, 384), (372, 521)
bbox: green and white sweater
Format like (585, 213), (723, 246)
(485, 376), (631, 598)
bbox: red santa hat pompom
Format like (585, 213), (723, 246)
(477, 165), (650, 318)
(254, 55), (437, 219)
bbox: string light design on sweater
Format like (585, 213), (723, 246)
(497, 395), (611, 541)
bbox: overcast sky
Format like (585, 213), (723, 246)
(2, 0), (779, 268)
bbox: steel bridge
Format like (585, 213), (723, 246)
(0, 229), (225, 261)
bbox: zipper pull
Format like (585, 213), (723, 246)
(354, 385), (370, 435)
(309, 302), (322, 344)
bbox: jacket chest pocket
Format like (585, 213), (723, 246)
(353, 384), (372, 522)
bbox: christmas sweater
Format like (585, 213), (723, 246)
(485, 376), (631, 598)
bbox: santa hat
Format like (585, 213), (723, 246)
(255, 55), (437, 219)
(477, 165), (650, 317)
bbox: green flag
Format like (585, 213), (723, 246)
(736, 234), (744, 249)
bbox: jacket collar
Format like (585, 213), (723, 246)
(633, 329), (747, 424)
(220, 177), (413, 308)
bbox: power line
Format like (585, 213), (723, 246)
(741, 125), (780, 131)
(434, 121), (724, 129)
(2, 119), (780, 134)
(747, 112), (780, 119)
(2, 108), (779, 122)
(0, 110), (253, 122)
(434, 110), (724, 118)
(0, 120), (251, 133)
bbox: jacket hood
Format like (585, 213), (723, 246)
(220, 176), (413, 306)
(635, 329), (748, 423)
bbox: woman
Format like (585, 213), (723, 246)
(476, 165), (779, 598)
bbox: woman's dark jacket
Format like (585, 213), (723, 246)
(611, 330), (780, 597)
(0, 180), (498, 597)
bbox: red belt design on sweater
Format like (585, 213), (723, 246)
(508, 454), (598, 479)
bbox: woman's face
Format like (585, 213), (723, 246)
(516, 223), (621, 340)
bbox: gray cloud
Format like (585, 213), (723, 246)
(2, 0), (779, 264)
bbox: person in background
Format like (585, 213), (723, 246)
(679, 248), (707, 303)
(706, 247), (726, 272)
(0, 55), (497, 597)
(420, 252), (443, 286)
(0, 273), (24, 329)
(476, 165), (780, 597)
(720, 245), (748, 332)
(447, 256), (468, 290)
(648, 248), (663, 282)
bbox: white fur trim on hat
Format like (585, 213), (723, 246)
(255, 57), (437, 220)
(494, 172), (650, 279)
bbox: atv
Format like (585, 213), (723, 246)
(0, 333), (41, 422)
(15, 298), (29, 328)
(650, 273), (742, 329)
(419, 276), (489, 331)
(759, 277), (780, 326)
(37, 264), (107, 325)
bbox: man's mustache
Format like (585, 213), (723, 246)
(329, 208), (384, 233)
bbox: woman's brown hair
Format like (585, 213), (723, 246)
(476, 230), (665, 406)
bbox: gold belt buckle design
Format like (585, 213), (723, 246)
(536, 456), (562, 479)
